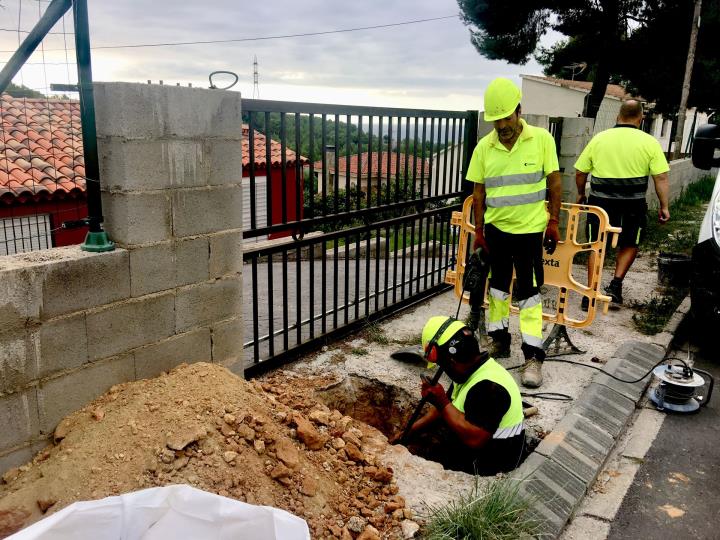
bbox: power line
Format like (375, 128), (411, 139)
(0, 15), (458, 54)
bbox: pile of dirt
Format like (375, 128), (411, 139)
(0, 363), (418, 539)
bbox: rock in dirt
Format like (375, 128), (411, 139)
(357, 524), (381, 540)
(36, 498), (56, 513)
(274, 439), (299, 469)
(308, 409), (331, 426)
(223, 451), (238, 463)
(53, 418), (72, 443)
(253, 439), (266, 454)
(91, 408), (105, 421)
(166, 425), (207, 451)
(270, 463), (292, 480)
(400, 519), (420, 539)
(346, 515), (367, 533)
(236, 424), (256, 441)
(299, 475), (317, 497)
(292, 413), (326, 450)
(0, 508), (30, 537)
(1, 468), (21, 485)
(344, 442), (365, 463)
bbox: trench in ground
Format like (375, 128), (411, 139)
(314, 375), (535, 474)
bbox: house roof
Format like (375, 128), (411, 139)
(242, 124), (308, 169)
(0, 94), (86, 205)
(521, 75), (634, 100)
(312, 151), (429, 178)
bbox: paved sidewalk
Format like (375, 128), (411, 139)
(609, 343), (719, 540)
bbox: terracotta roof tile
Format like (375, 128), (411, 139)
(313, 151), (429, 179)
(241, 124), (308, 170)
(1, 94), (85, 204)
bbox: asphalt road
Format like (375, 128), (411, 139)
(609, 334), (719, 540)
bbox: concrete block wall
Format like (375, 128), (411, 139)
(0, 83), (244, 475)
(557, 117), (595, 202)
(647, 159), (718, 206)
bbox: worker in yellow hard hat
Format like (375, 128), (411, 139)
(396, 316), (525, 475)
(466, 77), (563, 388)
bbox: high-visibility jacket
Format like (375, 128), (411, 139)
(575, 124), (669, 200)
(451, 358), (524, 439)
(466, 119), (559, 234)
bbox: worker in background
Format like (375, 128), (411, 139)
(466, 77), (563, 388)
(575, 100), (670, 310)
(398, 316), (525, 475)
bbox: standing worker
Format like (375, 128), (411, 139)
(466, 77), (563, 388)
(397, 316), (526, 475)
(575, 100), (670, 309)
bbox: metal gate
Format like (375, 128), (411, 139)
(241, 99), (476, 376)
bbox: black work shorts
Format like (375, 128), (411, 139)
(586, 195), (647, 248)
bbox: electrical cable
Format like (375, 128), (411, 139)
(521, 391), (573, 402)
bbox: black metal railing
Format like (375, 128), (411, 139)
(241, 99), (473, 376)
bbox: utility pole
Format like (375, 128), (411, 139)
(253, 55), (259, 99)
(672, 0), (702, 160)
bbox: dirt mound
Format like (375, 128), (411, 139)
(0, 363), (414, 539)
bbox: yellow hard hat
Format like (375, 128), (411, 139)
(483, 77), (522, 121)
(421, 316), (466, 350)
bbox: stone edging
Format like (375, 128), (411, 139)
(510, 296), (691, 538)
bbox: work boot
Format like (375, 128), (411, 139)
(520, 358), (543, 388)
(488, 330), (511, 358)
(581, 296), (589, 312)
(604, 278), (623, 305)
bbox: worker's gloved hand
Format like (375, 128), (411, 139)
(543, 218), (560, 255)
(473, 226), (489, 253)
(421, 380), (450, 410)
(576, 193), (587, 204)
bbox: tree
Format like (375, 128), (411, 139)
(458, 0), (632, 118)
(4, 82), (45, 98)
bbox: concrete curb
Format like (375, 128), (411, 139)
(510, 295), (691, 538)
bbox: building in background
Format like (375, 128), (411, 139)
(0, 95), (87, 256)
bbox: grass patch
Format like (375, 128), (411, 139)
(630, 289), (687, 335)
(361, 321), (390, 345)
(422, 478), (540, 540)
(350, 347), (369, 356)
(392, 331), (423, 346)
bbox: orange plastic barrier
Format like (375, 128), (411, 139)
(445, 196), (622, 328)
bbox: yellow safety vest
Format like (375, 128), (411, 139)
(451, 358), (524, 439)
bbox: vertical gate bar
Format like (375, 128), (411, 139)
(424, 214), (431, 289)
(404, 116), (410, 199)
(392, 224), (399, 304)
(420, 117), (427, 199)
(428, 118), (436, 198)
(364, 225), (371, 316)
(431, 214), (439, 286)
(251, 255), (260, 363)
(308, 114), (315, 218)
(356, 115), (363, 211)
(401, 219), (408, 300)
(374, 225), (381, 311)
(248, 113), (257, 230)
(280, 112), (288, 223)
(265, 111), (273, 230)
(394, 117), (401, 202)
(267, 254), (275, 357)
(322, 238), (327, 334)
(344, 232), (350, 325)
(448, 118), (458, 193)
(345, 115), (351, 211)
(408, 217), (416, 296)
(377, 116), (384, 206)
(354, 230), (360, 321)
(386, 116), (393, 205)
(296, 244), (302, 345)
(321, 114), (328, 217)
(282, 250), (289, 351)
(383, 223), (390, 308)
(295, 113), (302, 226)
(434, 119), (444, 197)
(333, 235), (339, 329)
(366, 116), (373, 209)
(411, 117), (418, 200)
(462, 112), (479, 201)
(334, 116), (340, 215)
(442, 119), (450, 196)
(309, 238), (315, 339)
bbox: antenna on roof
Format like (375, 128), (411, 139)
(253, 55), (260, 99)
(563, 62), (587, 80)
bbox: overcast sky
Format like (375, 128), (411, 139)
(2, 0), (558, 111)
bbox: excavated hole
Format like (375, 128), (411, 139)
(314, 375), (536, 473)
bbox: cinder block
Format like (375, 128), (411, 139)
(570, 383), (635, 439)
(38, 313), (88, 379)
(0, 330), (38, 394)
(204, 139), (243, 186)
(176, 277), (242, 332)
(209, 231), (243, 278)
(176, 237), (210, 287)
(560, 117), (594, 138)
(0, 389), (40, 453)
(172, 186), (243, 237)
(593, 356), (652, 402)
(0, 440), (48, 477)
(101, 191), (172, 246)
(535, 412), (615, 485)
(134, 327), (211, 380)
(512, 453), (587, 537)
(211, 317), (243, 367)
(0, 264), (44, 330)
(129, 238), (209, 296)
(37, 355), (134, 434)
(86, 292), (176, 361)
(614, 341), (665, 370)
(94, 83), (242, 140)
(559, 135), (590, 157)
(42, 248), (130, 319)
(99, 137), (206, 191)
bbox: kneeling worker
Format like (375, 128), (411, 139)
(401, 316), (525, 475)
